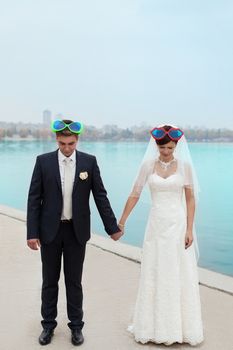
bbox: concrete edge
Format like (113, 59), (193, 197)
(1, 204), (233, 296)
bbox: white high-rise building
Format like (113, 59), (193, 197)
(43, 109), (52, 126)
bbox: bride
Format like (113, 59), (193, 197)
(119, 125), (204, 346)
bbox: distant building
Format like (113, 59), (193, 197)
(102, 124), (118, 133)
(43, 109), (52, 126)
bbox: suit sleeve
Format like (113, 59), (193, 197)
(27, 156), (43, 240)
(91, 157), (120, 235)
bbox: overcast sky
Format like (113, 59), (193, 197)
(0, 0), (232, 128)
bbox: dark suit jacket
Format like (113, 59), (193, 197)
(27, 149), (119, 245)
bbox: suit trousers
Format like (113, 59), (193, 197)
(40, 221), (86, 330)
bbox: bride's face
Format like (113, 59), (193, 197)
(157, 141), (176, 160)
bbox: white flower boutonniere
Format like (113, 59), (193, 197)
(79, 171), (88, 180)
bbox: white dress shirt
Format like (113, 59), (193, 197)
(58, 149), (76, 220)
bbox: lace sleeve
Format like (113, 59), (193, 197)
(183, 162), (195, 193)
(129, 160), (154, 198)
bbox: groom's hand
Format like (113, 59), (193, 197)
(27, 239), (41, 250)
(110, 231), (123, 241)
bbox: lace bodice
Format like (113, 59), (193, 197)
(130, 159), (194, 199)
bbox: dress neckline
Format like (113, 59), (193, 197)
(152, 172), (178, 180)
(152, 158), (178, 180)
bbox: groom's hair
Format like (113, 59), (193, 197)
(56, 119), (78, 138)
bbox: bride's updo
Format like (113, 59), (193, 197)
(155, 125), (179, 146)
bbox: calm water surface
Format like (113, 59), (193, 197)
(0, 140), (233, 276)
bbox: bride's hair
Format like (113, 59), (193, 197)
(155, 125), (179, 146)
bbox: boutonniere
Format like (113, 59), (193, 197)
(79, 171), (88, 180)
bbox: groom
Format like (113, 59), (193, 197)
(27, 119), (122, 346)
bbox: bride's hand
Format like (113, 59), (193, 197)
(118, 223), (125, 234)
(185, 232), (193, 249)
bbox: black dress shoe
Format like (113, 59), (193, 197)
(38, 329), (54, 345)
(71, 329), (84, 346)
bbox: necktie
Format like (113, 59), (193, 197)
(63, 158), (73, 219)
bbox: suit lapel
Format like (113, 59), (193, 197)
(52, 150), (62, 192)
(73, 150), (83, 192)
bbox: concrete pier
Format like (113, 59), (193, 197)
(0, 205), (233, 350)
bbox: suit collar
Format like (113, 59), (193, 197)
(58, 149), (76, 163)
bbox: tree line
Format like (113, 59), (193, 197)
(0, 122), (233, 142)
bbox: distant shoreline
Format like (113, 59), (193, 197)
(1, 123), (233, 142)
(1, 137), (233, 143)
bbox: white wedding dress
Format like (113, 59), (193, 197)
(128, 160), (204, 346)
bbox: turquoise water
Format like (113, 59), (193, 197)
(1, 140), (233, 277)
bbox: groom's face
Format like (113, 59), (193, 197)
(56, 134), (78, 157)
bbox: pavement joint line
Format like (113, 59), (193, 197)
(0, 213), (25, 223)
(1, 209), (233, 297)
(88, 242), (233, 297)
(198, 283), (233, 297)
(88, 242), (141, 265)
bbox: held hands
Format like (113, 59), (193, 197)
(27, 239), (41, 250)
(110, 223), (125, 241)
(111, 231), (123, 241)
(185, 231), (193, 249)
